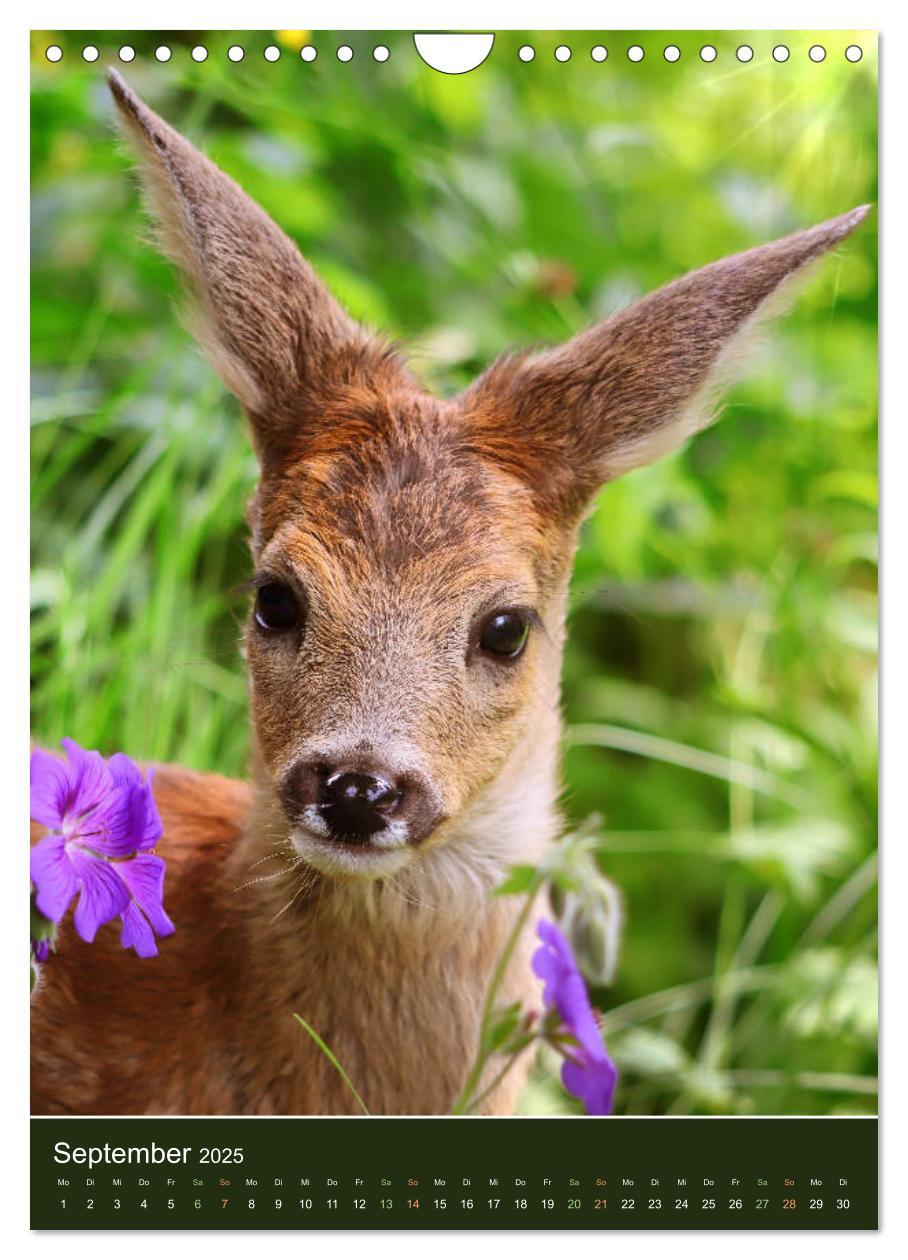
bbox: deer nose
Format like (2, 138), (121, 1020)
(280, 756), (445, 847)
(321, 770), (401, 839)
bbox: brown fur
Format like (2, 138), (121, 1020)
(31, 768), (534, 1115)
(30, 73), (869, 1116)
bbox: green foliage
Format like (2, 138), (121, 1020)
(30, 31), (877, 1116)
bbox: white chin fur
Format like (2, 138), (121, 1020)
(289, 812), (413, 880)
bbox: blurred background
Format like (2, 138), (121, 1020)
(30, 30), (877, 1115)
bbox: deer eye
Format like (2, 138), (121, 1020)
(478, 610), (531, 659)
(254, 581), (302, 633)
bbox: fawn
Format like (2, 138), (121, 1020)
(30, 71), (868, 1116)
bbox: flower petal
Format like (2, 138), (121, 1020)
(30, 834), (78, 922)
(533, 920), (603, 1058)
(562, 1053), (618, 1116)
(107, 752), (141, 791)
(61, 737), (112, 822)
(101, 758), (163, 854)
(140, 769), (164, 848)
(69, 850), (130, 943)
(119, 902), (158, 958)
(95, 781), (151, 857)
(29, 749), (74, 829)
(116, 854), (175, 938)
(109, 756), (162, 846)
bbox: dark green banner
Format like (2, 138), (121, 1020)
(31, 1116), (877, 1230)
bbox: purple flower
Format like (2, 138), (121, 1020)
(532, 918), (618, 1115)
(31, 937), (51, 963)
(29, 739), (174, 958)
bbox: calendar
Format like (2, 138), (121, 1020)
(30, 24), (879, 1240)
(31, 1118), (877, 1229)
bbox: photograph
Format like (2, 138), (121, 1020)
(30, 30), (877, 1124)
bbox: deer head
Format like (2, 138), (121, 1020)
(109, 71), (868, 888)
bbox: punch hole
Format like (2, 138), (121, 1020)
(82, 46), (99, 63)
(554, 45), (571, 62)
(228, 46), (244, 63)
(627, 45), (644, 62)
(300, 45), (317, 62)
(191, 46), (208, 62)
(663, 45), (680, 62)
(845, 44), (863, 62)
(45, 45), (62, 62)
(700, 45), (717, 62)
(809, 45), (826, 62)
(518, 45), (535, 62)
(736, 45), (754, 63)
(155, 46), (172, 63)
(414, 33), (494, 74)
(264, 46), (281, 62)
(773, 45), (790, 62)
(591, 46), (608, 63)
(373, 45), (390, 62)
(337, 45), (354, 62)
(118, 46), (136, 63)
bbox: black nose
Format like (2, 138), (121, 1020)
(280, 756), (444, 847)
(322, 770), (400, 840)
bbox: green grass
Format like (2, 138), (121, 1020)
(31, 29), (877, 1115)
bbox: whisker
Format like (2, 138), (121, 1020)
(270, 868), (317, 923)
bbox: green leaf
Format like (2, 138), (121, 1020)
(613, 1028), (690, 1077)
(30, 896), (56, 945)
(493, 865), (539, 896)
(780, 950), (877, 1044)
(292, 1014), (370, 1116)
(483, 1001), (524, 1054)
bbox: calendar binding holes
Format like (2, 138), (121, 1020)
(35, 38), (871, 73)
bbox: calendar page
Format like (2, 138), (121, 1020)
(29, 27), (878, 1233)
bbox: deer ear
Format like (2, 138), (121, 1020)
(109, 71), (408, 469)
(465, 206), (871, 515)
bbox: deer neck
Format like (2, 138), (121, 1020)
(208, 707), (560, 1112)
(227, 708), (554, 976)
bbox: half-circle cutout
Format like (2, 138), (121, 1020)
(414, 33), (494, 75)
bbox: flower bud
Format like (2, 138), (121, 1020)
(560, 881), (622, 986)
(540, 817), (623, 986)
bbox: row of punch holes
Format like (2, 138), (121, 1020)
(46, 42), (865, 65)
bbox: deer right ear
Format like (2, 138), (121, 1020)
(109, 71), (406, 470)
(464, 205), (870, 518)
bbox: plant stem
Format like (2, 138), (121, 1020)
(462, 1042), (533, 1115)
(452, 879), (541, 1114)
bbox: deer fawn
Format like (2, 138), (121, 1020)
(30, 71), (868, 1116)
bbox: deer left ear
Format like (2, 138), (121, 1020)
(464, 206), (870, 514)
(108, 71), (412, 475)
